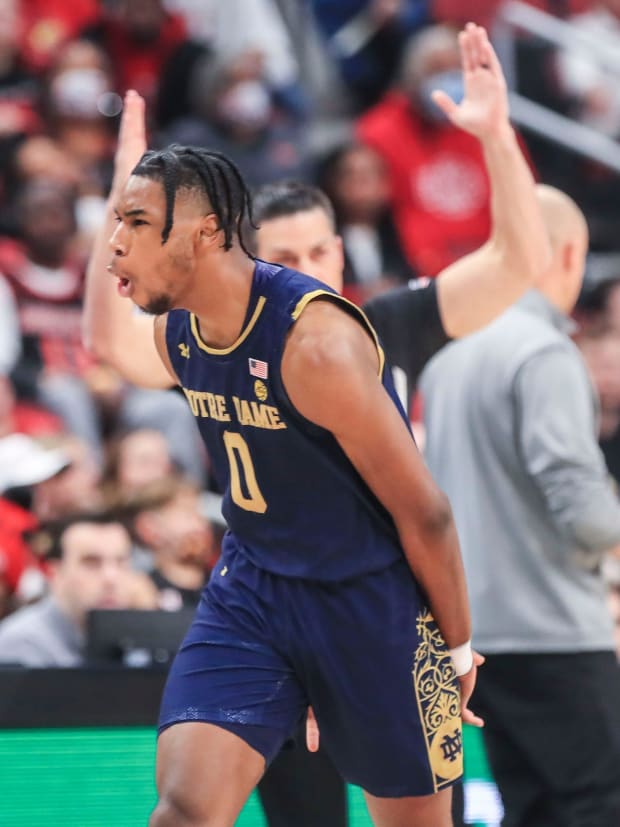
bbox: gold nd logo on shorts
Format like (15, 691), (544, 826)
(412, 611), (463, 791)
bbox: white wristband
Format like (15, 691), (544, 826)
(449, 640), (474, 677)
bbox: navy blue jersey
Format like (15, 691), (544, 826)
(166, 260), (413, 581)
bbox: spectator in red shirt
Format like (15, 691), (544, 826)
(357, 23), (492, 275)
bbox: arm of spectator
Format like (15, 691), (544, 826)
(82, 91), (176, 390)
(0, 274), (20, 376)
(434, 24), (551, 338)
(516, 346), (620, 556)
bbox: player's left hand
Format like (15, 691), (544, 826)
(432, 22), (509, 140)
(458, 649), (485, 727)
(306, 706), (320, 752)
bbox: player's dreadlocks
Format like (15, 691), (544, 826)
(132, 145), (256, 256)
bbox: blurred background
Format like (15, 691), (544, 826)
(1, 1), (620, 825)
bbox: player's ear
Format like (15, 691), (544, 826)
(561, 240), (575, 276)
(198, 213), (220, 248)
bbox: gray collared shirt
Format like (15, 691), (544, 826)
(0, 595), (84, 667)
(421, 290), (620, 653)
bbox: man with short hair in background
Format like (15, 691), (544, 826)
(0, 512), (134, 667)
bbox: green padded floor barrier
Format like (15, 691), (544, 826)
(0, 726), (501, 826)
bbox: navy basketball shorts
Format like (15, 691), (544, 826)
(158, 544), (463, 797)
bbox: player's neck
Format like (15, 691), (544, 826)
(188, 247), (256, 350)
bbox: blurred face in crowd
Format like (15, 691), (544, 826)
(15, 136), (81, 189)
(34, 438), (102, 521)
(138, 488), (213, 568)
(116, 429), (173, 493)
(18, 182), (77, 266)
(401, 26), (463, 123)
(576, 332), (620, 438)
(326, 145), (390, 224)
(256, 207), (344, 292)
(49, 40), (119, 121)
(50, 521), (132, 626)
(117, 0), (165, 42)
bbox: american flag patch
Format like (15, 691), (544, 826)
(249, 358), (268, 379)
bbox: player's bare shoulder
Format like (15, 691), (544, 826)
(284, 298), (377, 377)
(282, 298), (379, 429)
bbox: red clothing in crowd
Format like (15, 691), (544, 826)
(357, 91), (491, 276)
(0, 498), (41, 597)
(20, 0), (101, 71)
(9, 404), (63, 438)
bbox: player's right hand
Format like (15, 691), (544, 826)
(458, 649), (485, 727)
(111, 90), (147, 196)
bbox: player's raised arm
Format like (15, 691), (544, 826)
(282, 300), (483, 726)
(82, 91), (176, 389)
(434, 24), (552, 338)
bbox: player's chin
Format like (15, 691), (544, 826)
(137, 292), (174, 316)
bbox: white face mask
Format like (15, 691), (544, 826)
(216, 80), (272, 131)
(50, 68), (121, 119)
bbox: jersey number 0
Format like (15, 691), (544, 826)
(223, 431), (268, 513)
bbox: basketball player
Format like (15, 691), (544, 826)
(83, 24), (550, 827)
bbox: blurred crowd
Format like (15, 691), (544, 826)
(2, 0), (620, 668)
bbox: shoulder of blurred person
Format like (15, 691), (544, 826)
(0, 593), (83, 667)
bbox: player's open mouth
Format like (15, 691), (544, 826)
(117, 276), (134, 297)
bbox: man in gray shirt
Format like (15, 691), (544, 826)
(0, 513), (134, 667)
(421, 185), (620, 827)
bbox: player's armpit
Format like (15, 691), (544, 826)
(281, 300), (472, 652)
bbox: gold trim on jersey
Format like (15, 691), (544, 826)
(290, 290), (386, 378)
(190, 296), (267, 356)
(413, 610), (463, 792)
